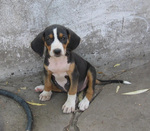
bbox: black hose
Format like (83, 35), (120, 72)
(0, 89), (33, 131)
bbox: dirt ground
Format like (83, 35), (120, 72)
(0, 62), (150, 131)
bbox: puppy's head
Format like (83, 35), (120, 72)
(31, 25), (80, 57)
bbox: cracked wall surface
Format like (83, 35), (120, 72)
(0, 0), (150, 79)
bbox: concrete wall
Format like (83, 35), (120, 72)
(0, 0), (150, 79)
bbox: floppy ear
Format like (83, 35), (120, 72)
(67, 29), (81, 51)
(31, 32), (45, 56)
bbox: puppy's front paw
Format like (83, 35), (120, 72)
(39, 91), (52, 101)
(78, 97), (90, 111)
(35, 85), (44, 92)
(62, 94), (76, 113)
(62, 101), (75, 113)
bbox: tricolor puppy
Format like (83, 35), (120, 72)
(31, 24), (131, 113)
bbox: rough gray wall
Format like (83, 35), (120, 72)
(0, 0), (150, 79)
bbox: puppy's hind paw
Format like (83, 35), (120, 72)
(35, 85), (44, 92)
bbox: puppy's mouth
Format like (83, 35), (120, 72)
(54, 54), (61, 57)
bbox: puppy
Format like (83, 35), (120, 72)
(31, 24), (131, 113)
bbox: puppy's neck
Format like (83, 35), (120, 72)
(50, 55), (67, 61)
(48, 55), (70, 73)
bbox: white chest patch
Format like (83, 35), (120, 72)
(48, 56), (70, 88)
(53, 72), (68, 88)
(48, 56), (70, 73)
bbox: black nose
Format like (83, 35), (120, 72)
(53, 49), (61, 56)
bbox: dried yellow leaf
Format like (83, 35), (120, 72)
(114, 64), (120, 67)
(26, 101), (46, 106)
(116, 86), (120, 93)
(122, 89), (149, 95)
(20, 87), (27, 90)
(5, 81), (8, 85)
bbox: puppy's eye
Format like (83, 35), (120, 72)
(45, 36), (50, 40)
(60, 36), (66, 41)
(45, 36), (53, 41)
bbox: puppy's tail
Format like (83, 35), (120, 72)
(96, 79), (131, 85)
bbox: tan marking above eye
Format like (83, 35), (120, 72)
(49, 34), (53, 39)
(59, 33), (63, 38)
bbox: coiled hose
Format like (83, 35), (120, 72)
(0, 89), (33, 131)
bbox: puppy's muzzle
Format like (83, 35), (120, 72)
(53, 49), (61, 57)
